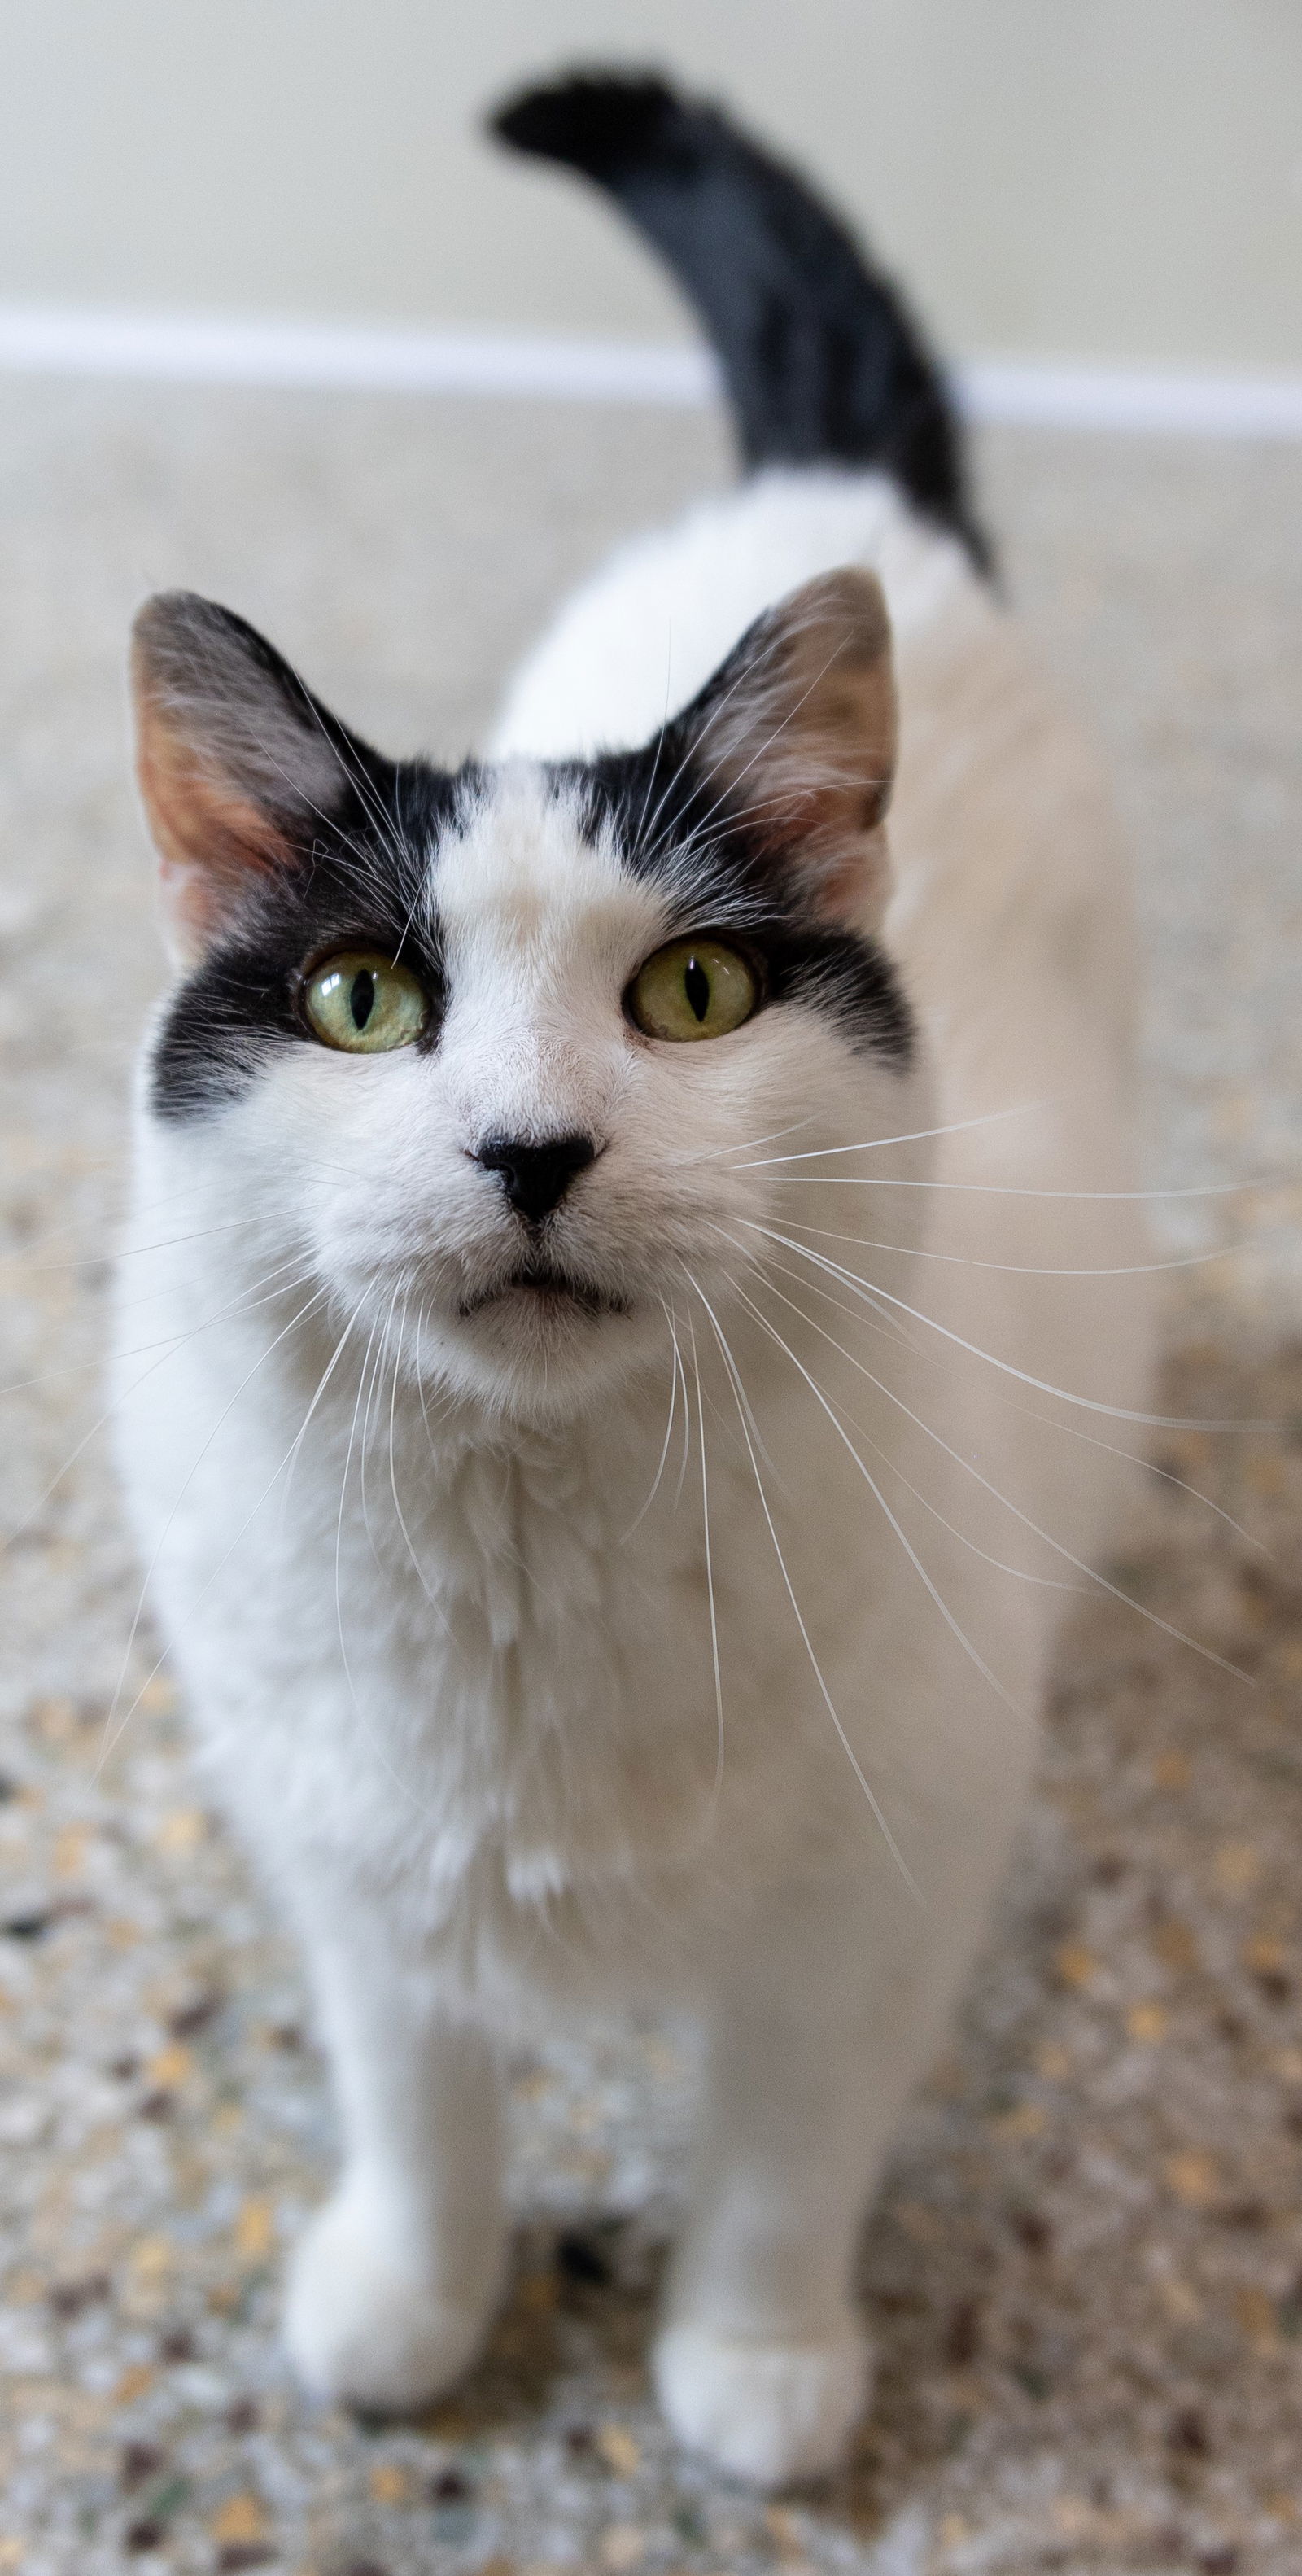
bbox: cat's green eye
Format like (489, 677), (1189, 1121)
(304, 951), (429, 1054)
(627, 936), (759, 1043)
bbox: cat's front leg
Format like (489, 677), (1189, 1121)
(655, 1866), (983, 2488)
(282, 1900), (506, 2412)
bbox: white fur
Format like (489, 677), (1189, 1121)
(114, 462), (1153, 2486)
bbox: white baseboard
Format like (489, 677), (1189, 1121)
(0, 304), (1300, 440)
(961, 359), (1302, 438)
(0, 308), (715, 404)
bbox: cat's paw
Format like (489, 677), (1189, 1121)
(284, 2185), (498, 2412)
(653, 2318), (869, 2487)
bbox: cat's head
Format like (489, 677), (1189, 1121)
(131, 571), (921, 1420)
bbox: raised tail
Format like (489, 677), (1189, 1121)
(491, 68), (990, 574)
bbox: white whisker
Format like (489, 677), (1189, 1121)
(714, 1237), (1081, 1593)
(744, 1222), (1247, 1430)
(759, 1174), (1280, 1202)
(685, 1311), (726, 1804)
(719, 1266), (1023, 1719)
(680, 1263), (922, 1899)
(729, 1097), (1058, 1169)
(735, 1229), (1252, 1682)
(620, 1305), (683, 1543)
(1004, 1396), (1275, 1564)
(1, 1248), (317, 1402)
(762, 1211), (1265, 1284)
(749, 1229), (1272, 1557)
(5, 1254), (322, 1571)
(96, 1279), (330, 1774)
(384, 1289), (458, 1644)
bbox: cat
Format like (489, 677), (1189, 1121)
(112, 70), (1155, 2487)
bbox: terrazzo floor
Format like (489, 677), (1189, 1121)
(2, 379), (1301, 2574)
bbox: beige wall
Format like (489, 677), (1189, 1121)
(1, 0), (1298, 374)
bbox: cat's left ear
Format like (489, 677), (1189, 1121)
(675, 567), (898, 925)
(131, 591), (381, 966)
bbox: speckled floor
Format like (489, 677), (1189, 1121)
(2, 382), (1301, 2574)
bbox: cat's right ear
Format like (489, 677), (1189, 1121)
(131, 592), (369, 967)
(668, 568), (898, 928)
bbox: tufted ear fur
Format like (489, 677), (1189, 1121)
(131, 592), (382, 966)
(679, 568), (898, 924)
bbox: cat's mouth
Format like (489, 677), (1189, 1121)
(457, 1262), (630, 1323)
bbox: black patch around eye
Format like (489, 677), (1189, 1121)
(565, 741), (915, 1070)
(146, 728), (912, 1126)
(149, 762), (470, 1121)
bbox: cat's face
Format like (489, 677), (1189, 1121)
(132, 575), (919, 1420)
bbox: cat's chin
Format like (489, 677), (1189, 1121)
(413, 1283), (659, 1422)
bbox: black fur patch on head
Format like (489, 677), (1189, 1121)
(566, 729), (915, 1071)
(148, 727), (911, 1129)
(149, 763), (469, 1119)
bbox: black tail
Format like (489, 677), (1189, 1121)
(491, 68), (990, 575)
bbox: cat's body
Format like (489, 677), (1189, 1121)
(113, 75), (1154, 2485)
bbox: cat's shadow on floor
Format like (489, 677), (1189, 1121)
(428, 2210), (669, 2438)
(382, 2147), (1060, 2531)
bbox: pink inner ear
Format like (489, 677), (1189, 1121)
(699, 570), (898, 926)
(136, 706), (295, 958)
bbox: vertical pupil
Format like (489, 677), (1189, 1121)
(349, 970), (376, 1031)
(684, 956), (710, 1021)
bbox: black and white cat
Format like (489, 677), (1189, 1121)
(113, 74), (1154, 2486)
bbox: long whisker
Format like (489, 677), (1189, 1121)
(745, 1222), (1246, 1430)
(110, 1240), (314, 1329)
(0, 1259), (301, 1562)
(765, 1211), (1265, 1284)
(679, 1114), (817, 1169)
(277, 1290), (368, 1523)
(1003, 1394), (1274, 1564)
(1, 1212), (275, 1280)
(384, 1290), (458, 1643)
(735, 1231), (1252, 1682)
(0, 1161), (226, 1271)
(758, 1174), (1282, 1203)
(667, 1297), (693, 1510)
(356, 1283), (400, 1576)
(746, 1236), (1270, 1559)
(1, 1246), (317, 1402)
(730, 1098), (1060, 1170)
(749, 1224), (1274, 1550)
(681, 1263), (921, 1899)
(99, 1287), (369, 1763)
(414, 1309), (457, 1475)
(326, 1310), (448, 1822)
(720, 1266), (1023, 1717)
(96, 1278), (330, 1773)
(685, 1311), (726, 1804)
(715, 1238), (1081, 1592)
(620, 1305), (683, 1543)
(744, 1237), (918, 1354)
(4, 1255), (322, 1564)
(334, 1314), (385, 1734)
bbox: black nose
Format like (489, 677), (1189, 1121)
(472, 1132), (596, 1223)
